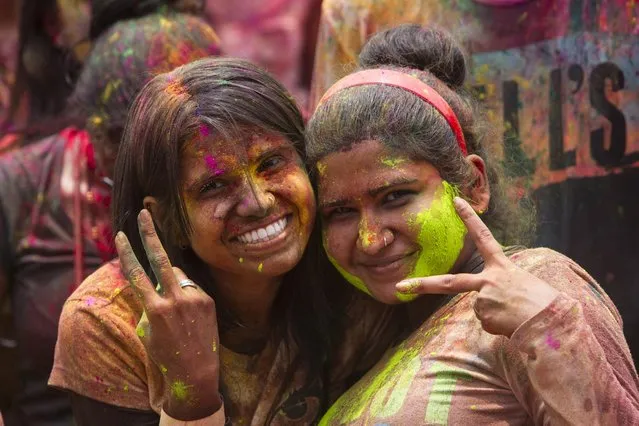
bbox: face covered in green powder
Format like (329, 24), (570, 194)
(318, 140), (468, 304)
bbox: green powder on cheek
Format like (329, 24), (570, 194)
(399, 181), (467, 300)
(327, 253), (371, 296)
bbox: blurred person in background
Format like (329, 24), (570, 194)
(0, 0), (91, 153)
(205, 0), (322, 115)
(0, 1), (220, 424)
(310, 0), (639, 365)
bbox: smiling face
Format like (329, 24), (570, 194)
(318, 140), (468, 304)
(180, 130), (315, 280)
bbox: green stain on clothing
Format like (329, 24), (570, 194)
(320, 314), (451, 424)
(398, 181), (467, 300)
(170, 380), (191, 401)
(424, 362), (472, 424)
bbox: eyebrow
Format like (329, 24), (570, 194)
(319, 177), (418, 209)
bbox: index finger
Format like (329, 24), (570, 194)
(115, 231), (160, 304)
(396, 273), (482, 295)
(137, 209), (181, 297)
(453, 197), (505, 263)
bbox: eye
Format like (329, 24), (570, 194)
(383, 190), (414, 206)
(257, 155), (286, 173)
(324, 206), (356, 220)
(200, 179), (226, 194)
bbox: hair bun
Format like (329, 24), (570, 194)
(359, 24), (467, 89)
(89, 0), (204, 40)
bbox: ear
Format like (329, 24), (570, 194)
(142, 196), (160, 221)
(463, 154), (490, 214)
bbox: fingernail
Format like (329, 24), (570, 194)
(115, 231), (125, 244)
(453, 197), (464, 208)
(138, 209), (151, 224)
(396, 280), (419, 294)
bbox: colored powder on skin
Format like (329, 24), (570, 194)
(326, 250), (371, 296)
(316, 161), (327, 177)
(398, 181), (467, 302)
(238, 257), (244, 263)
(204, 154), (224, 176)
(380, 156), (407, 168)
(358, 215), (376, 249)
(170, 380), (192, 401)
(135, 324), (145, 338)
(258, 263), (263, 272)
(212, 340), (217, 352)
(160, 365), (168, 375)
(199, 124), (210, 137)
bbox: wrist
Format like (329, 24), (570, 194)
(163, 369), (222, 420)
(164, 390), (223, 421)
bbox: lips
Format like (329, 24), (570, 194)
(359, 251), (417, 277)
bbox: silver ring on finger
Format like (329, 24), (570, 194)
(178, 279), (198, 290)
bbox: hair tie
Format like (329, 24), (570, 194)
(318, 69), (468, 156)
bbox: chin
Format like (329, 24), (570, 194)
(255, 245), (305, 277)
(368, 282), (415, 305)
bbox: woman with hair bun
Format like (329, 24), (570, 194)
(0, 4), (221, 425)
(307, 24), (639, 425)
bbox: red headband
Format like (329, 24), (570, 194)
(318, 69), (468, 155)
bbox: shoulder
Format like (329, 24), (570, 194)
(50, 260), (156, 411)
(509, 247), (623, 326)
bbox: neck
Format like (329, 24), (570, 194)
(212, 270), (282, 346)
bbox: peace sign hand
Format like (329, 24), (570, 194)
(396, 197), (559, 338)
(115, 210), (222, 420)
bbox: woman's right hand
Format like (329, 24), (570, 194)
(115, 209), (222, 421)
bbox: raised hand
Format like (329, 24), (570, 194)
(396, 197), (559, 337)
(115, 209), (222, 420)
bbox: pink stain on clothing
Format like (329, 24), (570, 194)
(85, 297), (96, 307)
(545, 332), (561, 350)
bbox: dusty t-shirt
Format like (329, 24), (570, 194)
(320, 248), (639, 425)
(309, 0), (639, 366)
(49, 260), (400, 425)
(0, 129), (114, 426)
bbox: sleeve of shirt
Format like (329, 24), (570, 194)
(504, 257), (639, 425)
(49, 270), (156, 411)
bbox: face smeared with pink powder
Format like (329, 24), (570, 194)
(180, 129), (315, 279)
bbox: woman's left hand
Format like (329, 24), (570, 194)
(396, 197), (559, 338)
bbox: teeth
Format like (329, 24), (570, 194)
(239, 217), (288, 244)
